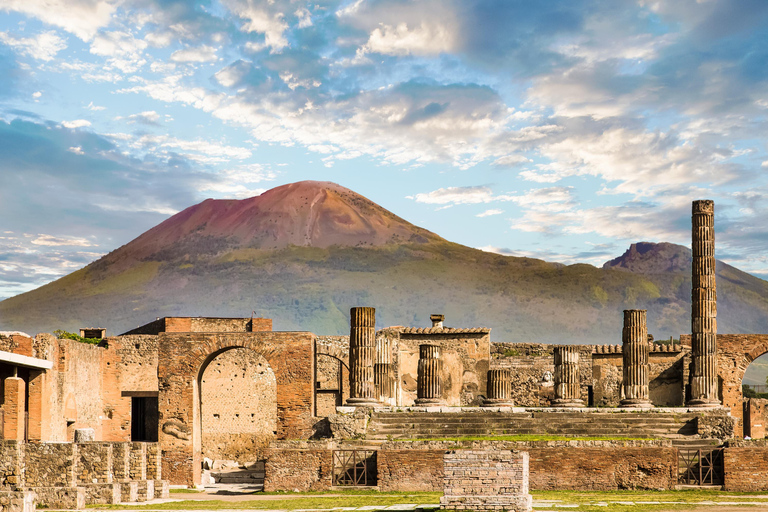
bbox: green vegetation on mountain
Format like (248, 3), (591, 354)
(2, 181), (768, 343)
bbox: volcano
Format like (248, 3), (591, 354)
(2, 181), (768, 342)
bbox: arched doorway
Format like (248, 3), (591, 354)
(742, 353), (768, 439)
(199, 348), (277, 464)
(315, 353), (348, 416)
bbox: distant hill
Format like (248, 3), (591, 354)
(2, 181), (768, 343)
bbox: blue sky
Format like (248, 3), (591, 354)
(1, 0), (768, 300)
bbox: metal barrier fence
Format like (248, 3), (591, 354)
(332, 450), (377, 486)
(679, 448), (723, 486)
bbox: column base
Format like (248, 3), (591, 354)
(686, 398), (721, 408)
(482, 398), (515, 407)
(345, 397), (379, 407)
(619, 399), (653, 408)
(551, 399), (585, 408)
(414, 398), (445, 406)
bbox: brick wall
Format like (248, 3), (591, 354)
(377, 440), (677, 492)
(263, 442), (333, 492)
(200, 348), (276, 462)
(377, 449), (443, 492)
(723, 442), (768, 491)
(440, 450), (531, 512)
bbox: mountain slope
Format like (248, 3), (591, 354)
(2, 182), (768, 343)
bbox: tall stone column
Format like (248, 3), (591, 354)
(552, 346), (584, 407)
(688, 200), (720, 408)
(620, 309), (652, 408)
(483, 369), (515, 407)
(415, 344), (445, 406)
(374, 334), (395, 404)
(346, 307), (379, 406)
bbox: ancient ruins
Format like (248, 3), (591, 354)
(3, 200), (768, 512)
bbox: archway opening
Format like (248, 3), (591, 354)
(315, 353), (348, 417)
(741, 353), (768, 439)
(199, 347), (277, 466)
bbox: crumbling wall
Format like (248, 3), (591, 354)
(200, 348), (276, 462)
(315, 336), (349, 416)
(397, 330), (489, 406)
(263, 441), (334, 492)
(723, 439), (768, 491)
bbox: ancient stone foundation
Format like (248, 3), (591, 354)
(688, 199), (720, 407)
(621, 310), (652, 408)
(440, 450), (532, 512)
(483, 369), (514, 407)
(415, 344), (445, 406)
(347, 307), (378, 406)
(552, 346), (584, 407)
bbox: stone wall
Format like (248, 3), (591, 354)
(396, 329), (490, 406)
(0, 441), (21, 490)
(376, 440), (677, 492)
(24, 442), (78, 487)
(123, 317), (272, 335)
(744, 398), (768, 439)
(316, 336), (349, 416)
(377, 449), (443, 492)
(263, 441), (334, 492)
(723, 441), (768, 491)
(440, 450), (532, 512)
(201, 348), (277, 463)
(491, 343), (590, 406)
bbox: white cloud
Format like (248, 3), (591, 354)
(476, 209), (503, 217)
(224, 0), (289, 51)
(0, 0), (117, 41)
(89, 31), (147, 73)
(85, 101), (105, 111)
(409, 186), (512, 206)
(68, 146), (84, 154)
(170, 45), (218, 63)
(762, 161), (768, 168)
(32, 91), (42, 98)
(0, 30), (67, 61)
(361, 22), (455, 57)
(295, 7), (312, 28)
(31, 234), (94, 247)
(61, 119), (91, 129)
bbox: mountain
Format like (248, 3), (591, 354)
(2, 181), (768, 343)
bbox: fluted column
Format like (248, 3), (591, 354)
(552, 346), (584, 407)
(483, 369), (515, 407)
(346, 307), (379, 406)
(620, 309), (652, 408)
(374, 334), (395, 403)
(415, 344), (445, 406)
(688, 200), (720, 407)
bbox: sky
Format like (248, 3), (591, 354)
(1, 0), (768, 301)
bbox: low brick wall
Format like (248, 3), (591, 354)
(440, 450), (532, 512)
(723, 440), (768, 491)
(264, 442), (334, 491)
(378, 449), (443, 492)
(379, 440), (676, 492)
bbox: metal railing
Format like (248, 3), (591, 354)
(332, 450), (377, 486)
(679, 448), (723, 486)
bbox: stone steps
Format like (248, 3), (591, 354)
(368, 411), (699, 439)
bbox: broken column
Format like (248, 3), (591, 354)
(483, 369), (515, 407)
(620, 309), (652, 408)
(346, 307), (379, 406)
(688, 199), (720, 407)
(374, 334), (395, 404)
(415, 344), (445, 406)
(552, 346), (584, 407)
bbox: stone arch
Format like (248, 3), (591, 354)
(716, 334), (768, 438)
(198, 347), (277, 464)
(157, 331), (316, 486)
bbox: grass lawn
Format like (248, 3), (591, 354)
(531, 489), (768, 511)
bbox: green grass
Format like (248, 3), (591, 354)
(169, 488), (204, 494)
(89, 492), (441, 510)
(397, 434), (653, 442)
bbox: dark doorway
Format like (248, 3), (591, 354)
(131, 396), (159, 441)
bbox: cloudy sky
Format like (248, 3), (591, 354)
(0, 0), (767, 300)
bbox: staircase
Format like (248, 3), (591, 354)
(368, 410), (700, 440)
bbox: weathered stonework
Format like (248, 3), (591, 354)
(620, 310), (651, 408)
(415, 345), (444, 406)
(483, 369), (514, 407)
(553, 346), (584, 407)
(440, 450), (532, 512)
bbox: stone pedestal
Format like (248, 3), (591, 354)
(552, 346), (584, 407)
(483, 369), (515, 407)
(620, 309), (652, 408)
(415, 344), (445, 406)
(688, 200), (720, 408)
(346, 307), (379, 406)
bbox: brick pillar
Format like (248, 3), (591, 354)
(374, 334), (395, 404)
(3, 376), (26, 441)
(620, 310), (652, 408)
(483, 369), (515, 407)
(552, 346), (584, 407)
(27, 369), (49, 441)
(688, 199), (720, 408)
(346, 307), (379, 406)
(415, 344), (445, 406)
